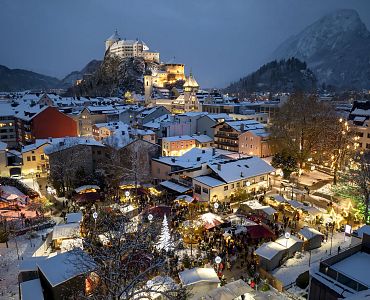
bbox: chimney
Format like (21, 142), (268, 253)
(240, 172), (244, 177)
(212, 148), (216, 156)
(197, 157), (201, 161)
(217, 164), (221, 171)
(240, 123), (245, 132)
(171, 158), (176, 163)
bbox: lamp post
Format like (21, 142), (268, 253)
(329, 222), (334, 255)
(215, 256), (222, 275)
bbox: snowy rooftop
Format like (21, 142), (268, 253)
(52, 223), (80, 240)
(19, 256), (48, 272)
(37, 250), (94, 287)
(355, 225), (370, 238)
(192, 134), (213, 143)
(154, 147), (229, 169)
(160, 180), (191, 193)
(299, 226), (324, 239)
(0, 141), (7, 151)
(208, 157), (275, 183)
(44, 137), (104, 154)
(178, 268), (219, 286)
(255, 242), (286, 260)
(351, 108), (370, 117)
(275, 235), (303, 249)
(162, 135), (194, 142)
(331, 252), (370, 287)
(20, 278), (44, 300)
(21, 139), (50, 153)
(193, 176), (225, 187)
(66, 212), (83, 224)
(224, 119), (265, 132)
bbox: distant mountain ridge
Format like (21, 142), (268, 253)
(225, 58), (317, 96)
(271, 9), (370, 89)
(0, 65), (61, 92)
(0, 60), (102, 92)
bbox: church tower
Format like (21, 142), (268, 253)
(105, 30), (120, 51)
(183, 73), (199, 112)
(144, 75), (154, 106)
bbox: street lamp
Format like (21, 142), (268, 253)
(284, 232), (290, 247)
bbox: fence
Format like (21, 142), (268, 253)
(258, 267), (285, 292)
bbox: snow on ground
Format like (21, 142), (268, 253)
(272, 232), (351, 287)
(0, 230), (49, 300)
(315, 184), (333, 196)
(298, 170), (332, 187)
(21, 178), (41, 196)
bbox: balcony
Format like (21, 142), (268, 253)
(214, 132), (239, 140)
(215, 140), (239, 148)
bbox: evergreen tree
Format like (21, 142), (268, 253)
(157, 214), (173, 252)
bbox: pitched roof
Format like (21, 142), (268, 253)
(208, 157), (275, 183)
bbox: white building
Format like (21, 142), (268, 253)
(105, 30), (160, 63)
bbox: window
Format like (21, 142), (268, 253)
(231, 184), (234, 189)
(357, 132), (364, 137)
(202, 187), (209, 194)
(32, 156), (36, 161)
(195, 184), (201, 194)
(97, 150), (101, 155)
(224, 185), (228, 191)
(40, 154), (45, 160)
(366, 144), (370, 149)
(243, 181), (247, 187)
(27, 156), (31, 162)
(157, 168), (160, 174)
(368, 133), (370, 139)
(236, 182), (240, 188)
(260, 176), (265, 181)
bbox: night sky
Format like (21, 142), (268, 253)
(1, 0), (370, 88)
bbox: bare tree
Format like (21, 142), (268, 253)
(72, 209), (187, 300)
(47, 140), (90, 195)
(269, 92), (337, 170)
(98, 139), (158, 199)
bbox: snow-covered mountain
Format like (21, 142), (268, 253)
(271, 9), (370, 89)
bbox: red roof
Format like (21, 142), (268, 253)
(247, 224), (275, 239)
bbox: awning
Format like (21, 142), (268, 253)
(160, 180), (191, 193)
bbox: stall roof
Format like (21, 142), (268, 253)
(66, 212), (83, 224)
(299, 226), (324, 239)
(199, 213), (224, 230)
(52, 223), (80, 240)
(75, 185), (100, 193)
(255, 241), (286, 260)
(287, 200), (305, 209)
(270, 194), (288, 203)
(19, 256), (48, 272)
(260, 206), (277, 216)
(37, 250), (95, 287)
(160, 180), (191, 193)
(199, 279), (253, 300)
(175, 195), (195, 203)
(20, 278), (44, 300)
(275, 235), (303, 249)
(179, 268), (220, 286)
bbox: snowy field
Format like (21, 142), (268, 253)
(298, 170), (332, 187)
(272, 232), (351, 288)
(0, 230), (48, 300)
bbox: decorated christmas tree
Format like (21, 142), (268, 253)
(157, 214), (173, 252)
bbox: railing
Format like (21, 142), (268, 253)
(214, 132), (239, 140)
(214, 140), (238, 148)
